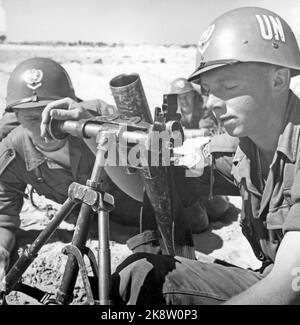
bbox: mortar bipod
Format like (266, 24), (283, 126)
(1, 133), (114, 305)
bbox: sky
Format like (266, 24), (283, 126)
(1, 0), (300, 44)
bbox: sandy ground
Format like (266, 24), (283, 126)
(0, 43), (298, 305)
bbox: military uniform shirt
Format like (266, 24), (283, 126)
(176, 91), (300, 265)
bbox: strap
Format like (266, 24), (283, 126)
(32, 166), (44, 183)
(13, 283), (52, 304)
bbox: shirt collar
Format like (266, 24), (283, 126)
(22, 129), (83, 172)
(22, 129), (47, 171)
(233, 90), (300, 166)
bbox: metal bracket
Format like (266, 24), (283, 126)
(68, 182), (114, 213)
(84, 247), (98, 279)
(62, 245), (95, 305)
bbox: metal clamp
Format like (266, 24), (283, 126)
(62, 245), (95, 305)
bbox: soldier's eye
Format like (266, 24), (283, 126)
(24, 116), (40, 122)
(224, 83), (238, 90)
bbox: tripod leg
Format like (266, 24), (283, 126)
(56, 134), (109, 305)
(3, 198), (77, 294)
(140, 192), (158, 232)
(139, 166), (195, 259)
(98, 209), (112, 305)
(56, 203), (94, 304)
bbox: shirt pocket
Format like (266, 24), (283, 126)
(265, 204), (290, 230)
(265, 175), (292, 230)
(264, 203), (288, 259)
(265, 179), (291, 231)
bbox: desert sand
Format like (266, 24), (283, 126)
(1, 43), (299, 304)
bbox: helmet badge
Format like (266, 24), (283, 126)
(22, 69), (43, 90)
(177, 80), (186, 89)
(198, 24), (215, 56)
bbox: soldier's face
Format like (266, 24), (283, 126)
(15, 107), (65, 150)
(205, 94), (226, 121)
(200, 63), (274, 138)
(15, 107), (44, 136)
(178, 91), (195, 115)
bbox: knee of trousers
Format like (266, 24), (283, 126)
(111, 253), (179, 304)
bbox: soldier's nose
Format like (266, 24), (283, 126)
(206, 95), (226, 113)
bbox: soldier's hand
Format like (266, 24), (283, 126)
(40, 97), (93, 140)
(172, 137), (211, 176)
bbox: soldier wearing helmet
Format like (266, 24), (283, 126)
(0, 57), (142, 284)
(170, 77), (218, 134)
(40, 7), (300, 305)
(170, 77), (233, 226)
(104, 6), (300, 305)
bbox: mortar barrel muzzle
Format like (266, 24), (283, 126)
(109, 73), (153, 124)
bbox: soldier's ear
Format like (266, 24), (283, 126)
(272, 67), (290, 94)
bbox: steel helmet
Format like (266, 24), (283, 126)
(188, 7), (300, 82)
(170, 78), (194, 94)
(5, 57), (76, 112)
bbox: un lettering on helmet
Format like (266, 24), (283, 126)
(256, 15), (285, 42)
(188, 7), (300, 82)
